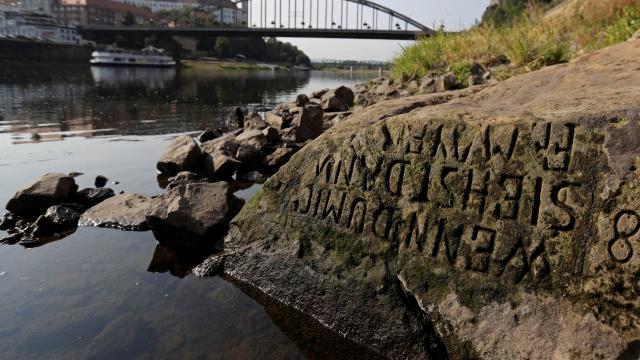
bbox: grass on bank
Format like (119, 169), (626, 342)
(392, 0), (640, 82)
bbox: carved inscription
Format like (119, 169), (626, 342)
(285, 120), (583, 284)
(609, 210), (640, 263)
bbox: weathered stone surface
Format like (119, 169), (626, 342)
(166, 171), (207, 190)
(198, 128), (222, 143)
(225, 40), (640, 359)
(193, 253), (225, 277)
(227, 107), (245, 129)
(295, 94), (310, 107)
(156, 135), (202, 176)
(79, 193), (157, 231)
(6, 173), (78, 216)
(292, 104), (324, 141)
(262, 126), (280, 143)
(201, 134), (239, 157)
(235, 129), (268, 151)
(321, 86), (355, 112)
(244, 112), (268, 131)
(235, 143), (262, 168)
(262, 147), (295, 169)
(435, 72), (457, 92)
(266, 112), (287, 130)
(205, 155), (241, 179)
(75, 187), (115, 207)
(237, 171), (268, 183)
(146, 182), (244, 248)
(29, 205), (81, 237)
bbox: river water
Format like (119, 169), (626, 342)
(0, 63), (378, 359)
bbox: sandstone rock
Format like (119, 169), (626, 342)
(435, 72), (457, 92)
(311, 88), (330, 99)
(79, 193), (157, 231)
(75, 187), (115, 207)
(204, 155), (241, 179)
(235, 143), (262, 168)
(237, 171), (268, 183)
(227, 107), (244, 129)
(30, 205), (81, 237)
(156, 135), (202, 176)
(321, 86), (355, 112)
(262, 126), (280, 143)
(166, 171), (207, 190)
(235, 129), (268, 151)
(201, 134), (240, 157)
(193, 253), (225, 277)
(266, 112), (286, 130)
(147, 182), (244, 248)
(295, 94), (310, 107)
(224, 40), (640, 359)
(292, 104), (324, 141)
(6, 173), (78, 217)
(244, 112), (268, 131)
(198, 128), (222, 143)
(262, 147), (295, 169)
(95, 175), (108, 188)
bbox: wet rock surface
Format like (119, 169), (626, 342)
(78, 193), (157, 231)
(75, 187), (115, 207)
(5, 173), (78, 217)
(156, 135), (203, 176)
(224, 40), (640, 359)
(146, 182), (244, 248)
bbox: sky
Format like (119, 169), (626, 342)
(248, 0), (491, 61)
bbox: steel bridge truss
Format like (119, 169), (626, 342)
(236, 0), (432, 33)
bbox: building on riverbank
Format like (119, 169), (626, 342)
(0, 8), (79, 43)
(116, 0), (197, 13)
(51, 0), (153, 26)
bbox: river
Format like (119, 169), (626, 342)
(0, 63), (379, 359)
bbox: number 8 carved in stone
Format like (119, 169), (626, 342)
(609, 210), (640, 263)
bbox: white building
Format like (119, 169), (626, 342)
(117, 0), (197, 13)
(0, 9), (79, 44)
(20, 0), (53, 15)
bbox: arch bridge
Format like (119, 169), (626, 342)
(79, 0), (434, 41)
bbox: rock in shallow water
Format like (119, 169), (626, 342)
(224, 40), (640, 359)
(146, 182), (244, 248)
(75, 187), (115, 207)
(79, 193), (157, 231)
(5, 173), (78, 217)
(156, 135), (202, 176)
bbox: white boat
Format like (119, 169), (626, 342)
(90, 46), (176, 67)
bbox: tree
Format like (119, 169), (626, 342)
(122, 11), (136, 26)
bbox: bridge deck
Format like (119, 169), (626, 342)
(78, 26), (431, 41)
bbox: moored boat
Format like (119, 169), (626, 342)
(90, 45), (176, 67)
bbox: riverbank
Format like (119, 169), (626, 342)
(392, 0), (640, 86)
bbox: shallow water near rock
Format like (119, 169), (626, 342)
(0, 63), (377, 359)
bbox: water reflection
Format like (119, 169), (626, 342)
(147, 245), (219, 278)
(0, 64), (325, 142)
(90, 67), (176, 88)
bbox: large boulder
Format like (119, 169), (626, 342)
(156, 135), (202, 176)
(6, 173), (78, 216)
(291, 104), (324, 141)
(244, 112), (268, 131)
(79, 193), (157, 231)
(321, 86), (355, 112)
(146, 182), (244, 248)
(224, 40), (640, 359)
(235, 129), (268, 152)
